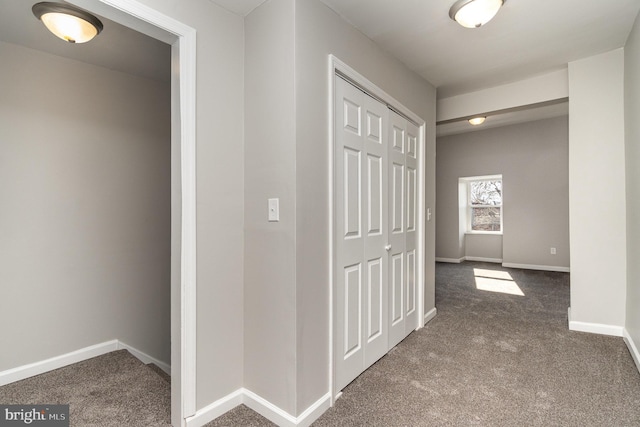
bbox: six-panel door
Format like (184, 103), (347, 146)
(335, 76), (420, 392)
(335, 77), (389, 391)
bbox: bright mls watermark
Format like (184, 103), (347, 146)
(0, 405), (68, 426)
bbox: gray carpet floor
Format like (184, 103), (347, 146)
(0, 350), (171, 426)
(3, 262), (640, 426)
(208, 262), (640, 426)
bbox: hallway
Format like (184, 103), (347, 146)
(211, 262), (640, 426)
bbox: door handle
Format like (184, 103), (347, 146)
(385, 244), (392, 251)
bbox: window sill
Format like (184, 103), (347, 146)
(465, 231), (503, 236)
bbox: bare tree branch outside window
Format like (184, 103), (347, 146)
(470, 180), (502, 231)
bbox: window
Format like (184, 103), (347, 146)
(466, 176), (502, 232)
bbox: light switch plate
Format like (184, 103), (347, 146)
(268, 198), (279, 222)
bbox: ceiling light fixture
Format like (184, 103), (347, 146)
(32, 2), (103, 44)
(468, 116), (486, 125)
(449, 0), (504, 29)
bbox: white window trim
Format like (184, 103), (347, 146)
(461, 175), (503, 235)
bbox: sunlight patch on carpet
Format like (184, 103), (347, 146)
(473, 268), (524, 296)
(473, 268), (513, 281)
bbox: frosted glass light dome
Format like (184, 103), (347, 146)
(449, 0), (504, 29)
(468, 117), (486, 125)
(33, 2), (103, 44)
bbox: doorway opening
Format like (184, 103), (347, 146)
(0, 0), (197, 424)
(71, 1), (198, 423)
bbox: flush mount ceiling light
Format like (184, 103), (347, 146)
(32, 2), (103, 43)
(468, 116), (486, 125)
(449, 0), (504, 28)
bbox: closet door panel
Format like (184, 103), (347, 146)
(335, 78), (365, 390)
(363, 100), (389, 368)
(388, 112), (407, 349)
(404, 120), (419, 334)
(335, 76), (389, 391)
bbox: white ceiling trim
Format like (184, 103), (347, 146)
(437, 69), (568, 122)
(437, 101), (569, 138)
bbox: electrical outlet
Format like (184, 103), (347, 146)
(550, 247), (556, 255)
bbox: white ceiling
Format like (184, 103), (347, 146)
(319, 0), (640, 99)
(208, 0), (268, 16)
(215, 0), (638, 131)
(0, 0), (171, 83)
(4, 0), (639, 132)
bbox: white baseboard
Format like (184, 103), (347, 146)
(186, 389), (331, 427)
(502, 262), (570, 273)
(623, 329), (640, 374)
(185, 389), (244, 427)
(242, 388), (298, 427)
(465, 256), (502, 263)
(243, 389), (331, 427)
(0, 340), (171, 387)
(117, 341), (170, 375)
(436, 258), (570, 273)
(568, 308), (624, 336)
(0, 340), (119, 387)
(423, 307), (437, 324)
(435, 257), (464, 263)
(569, 321), (623, 336)
(292, 391), (332, 427)
(436, 256), (503, 264)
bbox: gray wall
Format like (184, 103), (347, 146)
(625, 12), (640, 355)
(294, 0), (436, 414)
(436, 117), (570, 269)
(0, 41), (170, 370)
(568, 49), (627, 328)
(180, 3), (245, 410)
(66, 0), (246, 413)
(244, 0), (297, 414)
(129, 0), (246, 410)
(243, 0), (437, 417)
(466, 234), (503, 261)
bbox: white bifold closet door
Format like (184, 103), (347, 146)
(388, 110), (419, 348)
(335, 76), (419, 392)
(335, 76), (389, 391)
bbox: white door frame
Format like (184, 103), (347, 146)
(70, 1), (197, 425)
(329, 55), (426, 400)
